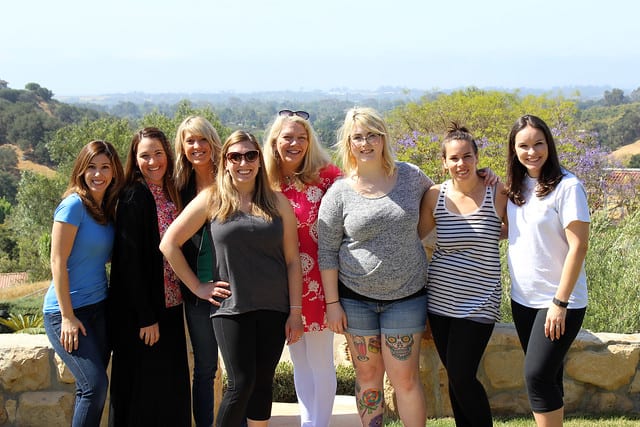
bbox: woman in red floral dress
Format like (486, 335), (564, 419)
(264, 110), (342, 427)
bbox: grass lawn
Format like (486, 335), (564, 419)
(383, 416), (640, 426)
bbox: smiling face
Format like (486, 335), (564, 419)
(83, 153), (113, 202)
(136, 137), (168, 186)
(442, 139), (478, 181)
(182, 131), (213, 168)
(349, 124), (382, 165)
(225, 139), (260, 185)
(514, 125), (549, 178)
(276, 121), (308, 171)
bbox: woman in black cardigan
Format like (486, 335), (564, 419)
(108, 127), (190, 427)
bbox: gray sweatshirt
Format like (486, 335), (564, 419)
(318, 162), (433, 300)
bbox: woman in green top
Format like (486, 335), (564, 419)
(173, 116), (225, 427)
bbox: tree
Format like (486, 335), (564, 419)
(7, 171), (65, 278)
(48, 117), (133, 174)
(630, 87), (640, 103)
(385, 89), (610, 210)
(603, 88), (627, 106)
(628, 154), (640, 168)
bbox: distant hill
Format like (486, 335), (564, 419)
(609, 140), (640, 165)
(56, 85), (616, 107)
(9, 145), (56, 178)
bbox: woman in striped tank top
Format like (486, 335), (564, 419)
(419, 123), (508, 427)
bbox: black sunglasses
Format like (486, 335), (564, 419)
(278, 109), (310, 120)
(226, 150), (260, 164)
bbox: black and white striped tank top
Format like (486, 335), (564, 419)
(426, 180), (502, 322)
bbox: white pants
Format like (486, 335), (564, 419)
(289, 329), (337, 427)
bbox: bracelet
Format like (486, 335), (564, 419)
(552, 297), (569, 308)
(326, 300), (340, 305)
(290, 305), (302, 309)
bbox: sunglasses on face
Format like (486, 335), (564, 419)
(278, 109), (310, 120)
(226, 150), (260, 164)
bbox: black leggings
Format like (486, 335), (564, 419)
(511, 300), (585, 413)
(212, 310), (287, 427)
(428, 313), (495, 427)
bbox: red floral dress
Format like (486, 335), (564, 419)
(281, 164), (342, 332)
(148, 182), (182, 308)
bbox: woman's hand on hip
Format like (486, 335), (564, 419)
(60, 314), (87, 353)
(197, 281), (231, 306)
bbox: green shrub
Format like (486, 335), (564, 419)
(336, 364), (356, 395)
(272, 361), (296, 402)
(583, 210), (640, 333)
(0, 294), (44, 318)
(0, 313), (44, 334)
(222, 361), (357, 403)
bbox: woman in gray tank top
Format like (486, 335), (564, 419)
(161, 130), (303, 427)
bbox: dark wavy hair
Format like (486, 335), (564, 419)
(506, 115), (564, 206)
(63, 140), (124, 224)
(124, 127), (182, 211)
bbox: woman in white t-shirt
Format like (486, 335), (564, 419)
(506, 115), (590, 427)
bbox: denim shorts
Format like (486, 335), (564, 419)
(340, 292), (427, 336)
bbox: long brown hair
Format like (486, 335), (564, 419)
(124, 127), (182, 210)
(209, 130), (279, 222)
(63, 140), (124, 224)
(506, 115), (564, 206)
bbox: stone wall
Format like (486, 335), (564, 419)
(1, 325), (639, 425)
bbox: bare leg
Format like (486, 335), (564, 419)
(382, 331), (426, 427)
(533, 407), (564, 427)
(346, 333), (385, 427)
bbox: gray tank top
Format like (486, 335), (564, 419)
(209, 212), (289, 316)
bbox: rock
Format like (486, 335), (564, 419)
(15, 392), (73, 427)
(0, 335), (51, 392)
(566, 345), (640, 390)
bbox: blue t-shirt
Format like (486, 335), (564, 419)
(43, 193), (114, 313)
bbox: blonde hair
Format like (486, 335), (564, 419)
(209, 131), (279, 222)
(173, 116), (222, 191)
(263, 114), (331, 190)
(336, 107), (396, 176)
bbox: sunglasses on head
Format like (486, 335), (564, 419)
(278, 109), (310, 120)
(226, 150), (260, 164)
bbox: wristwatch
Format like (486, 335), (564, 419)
(552, 297), (569, 308)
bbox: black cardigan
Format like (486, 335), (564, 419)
(109, 180), (166, 328)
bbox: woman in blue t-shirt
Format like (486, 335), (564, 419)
(43, 140), (123, 427)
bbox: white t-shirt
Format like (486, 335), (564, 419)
(507, 171), (590, 309)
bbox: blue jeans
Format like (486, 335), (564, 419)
(184, 292), (218, 427)
(44, 301), (110, 427)
(340, 292), (428, 336)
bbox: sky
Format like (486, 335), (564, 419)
(1, 0), (639, 96)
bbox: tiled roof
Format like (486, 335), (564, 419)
(0, 272), (28, 289)
(604, 168), (640, 186)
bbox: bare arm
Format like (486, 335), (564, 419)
(494, 182), (509, 240)
(277, 193), (304, 344)
(321, 268), (347, 334)
(50, 221), (86, 352)
(159, 190), (230, 305)
(545, 220), (590, 340)
(418, 185), (439, 239)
